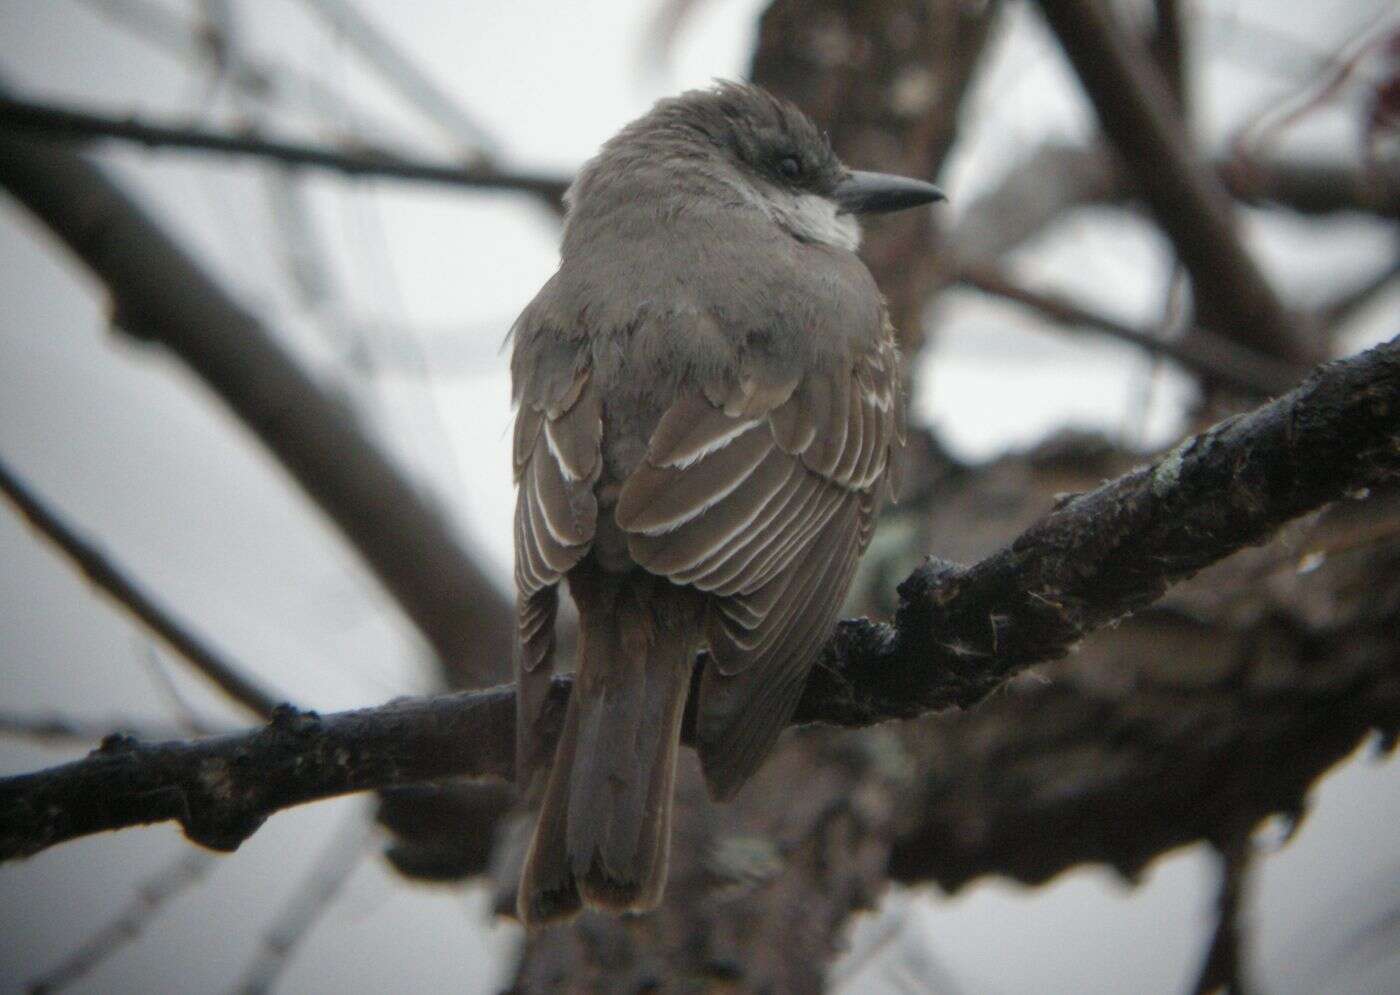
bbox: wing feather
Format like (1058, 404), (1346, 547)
(513, 365), (601, 784)
(615, 329), (901, 801)
(615, 422), (771, 535)
(626, 454), (796, 575)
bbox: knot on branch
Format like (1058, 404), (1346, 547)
(270, 702), (322, 736)
(171, 711), (330, 851)
(95, 732), (140, 755)
(176, 755), (270, 852)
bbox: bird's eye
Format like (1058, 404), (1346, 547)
(778, 156), (802, 179)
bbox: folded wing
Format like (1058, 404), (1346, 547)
(513, 366), (602, 782)
(617, 337), (901, 799)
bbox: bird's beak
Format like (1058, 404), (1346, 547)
(833, 170), (945, 215)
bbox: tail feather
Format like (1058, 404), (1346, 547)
(517, 573), (697, 924)
(516, 690), (583, 923)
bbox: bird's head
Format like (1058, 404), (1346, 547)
(565, 81), (945, 253)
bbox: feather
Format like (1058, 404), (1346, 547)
(616, 425), (773, 535)
(647, 394), (761, 469)
(832, 374), (866, 485)
(627, 451), (794, 575)
(544, 387), (602, 482)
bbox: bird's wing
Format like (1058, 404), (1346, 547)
(513, 364), (602, 780)
(616, 331), (902, 798)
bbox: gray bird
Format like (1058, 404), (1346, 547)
(510, 81), (943, 923)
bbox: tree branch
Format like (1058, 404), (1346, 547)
(74, 0), (446, 153)
(884, 589), (1399, 889)
(1191, 839), (1254, 995)
(0, 455), (282, 719)
(1036, 0), (1312, 362)
(0, 93), (570, 206)
(2, 334), (1396, 863)
(0, 131), (515, 687)
(1149, 0), (1188, 113)
(296, 0), (501, 158)
(791, 333), (1398, 727)
(956, 262), (1301, 395)
(0, 711), (217, 747)
(27, 850), (216, 994)
(1318, 256), (1400, 332)
(233, 806), (373, 995)
(1221, 155), (1400, 221)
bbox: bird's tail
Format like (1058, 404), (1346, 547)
(517, 572), (697, 924)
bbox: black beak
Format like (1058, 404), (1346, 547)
(833, 170), (945, 215)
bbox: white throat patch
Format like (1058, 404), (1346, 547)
(769, 192), (863, 252)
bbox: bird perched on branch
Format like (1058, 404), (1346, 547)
(510, 81), (943, 923)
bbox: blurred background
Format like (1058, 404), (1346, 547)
(0, 0), (1397, 991)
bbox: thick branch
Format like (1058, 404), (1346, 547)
(0, 94), (570, 206)
(2, 336), (1396, 862)
(0, 133), (514, 686)
(1036, 1), (1310, 362)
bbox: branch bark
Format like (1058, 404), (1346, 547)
(3, 334), (1396, 863)
(0, 133), (514, 687)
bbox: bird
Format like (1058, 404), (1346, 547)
(509, 81), (943, 924)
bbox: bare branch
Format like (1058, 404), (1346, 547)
(1320, 257), (1400, 334)
(1191, 839), (1255, 995)
(233, 807), (373, 995)
(0, 93), (570, 205)
(0, 131), (515, 687)
(884, 592), (1398, 890)
(0, 456), (282, 719)
(1221, 155), (1400, 220)
(1149, 0), (1188, 112)
(948, 142), (1118, 264)
(2, 334), (1396, 861)
(956, 262), (1301, 395)
(1036, 0), (1312, 363)
(0, 711), (216, 747)
(297, 0), (500, 158)
(27, 851), (216, 993)
(73, 0), (429, 151)
(952, 141), (1399, 268)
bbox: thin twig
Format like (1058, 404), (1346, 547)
(233, 805), (374, 995)
(297, 0), (500, 157)
(138, 641), (217, 734)
(0, 456), (282, 720)
(0, 710), (216, 747)
(957, 262), (1300, 395)
(27, 850), (217, 993)
(0, 127), (517, 687)
(2, 333), (1395, 861)
(0, 93), (570, 204)
(1318, 256), (1400, 332)
(1191, 837), (1254, 995)
(72, 0), (427, 151)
